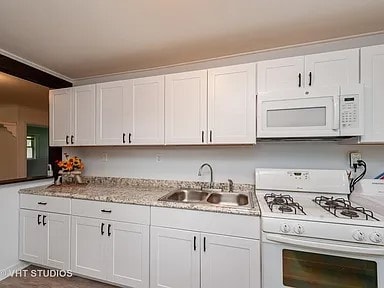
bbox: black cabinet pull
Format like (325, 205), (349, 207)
(101, 209), (112, 213)
(193, 236), (197, 251)
(37, 214), (41, 225)
(123, 133), (126, 144)
(37, 202), (47, 205)
(298, 73), (302, 87)
(42, 215), (47, 226)
(65, 135), (69, 145)
(71, 135), (74, 144)
(128, 133), (132, 144)
(108, 224), (111, 237)
(201, 131), (204, 143)
(101, 223), (105, 235)
(209, 130), (212, 143)
(308, 72), (312, 86)
(203, 237), (206, 252)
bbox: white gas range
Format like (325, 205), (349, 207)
(255, 168), (384, 288)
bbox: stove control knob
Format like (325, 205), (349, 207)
(280, 224), (291, 233)
(369, 232), (383, 243)
(294, 224), (305, 235)
(352, 230), (365, 242)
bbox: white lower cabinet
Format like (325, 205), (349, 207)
(150, 207), (261, 288)
(201, 233), (259, 288)
(70, 199), (150, 288)
(150, 227), (200, 288)
(19, 209), (70, 270)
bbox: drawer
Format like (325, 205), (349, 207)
(20, 194), (71, 214)
(151, 207), (260, 239)
(71, 199), (150, 225)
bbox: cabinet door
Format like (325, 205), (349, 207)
(201, 234), (260, 288)
(19, 209), (44, 264)
(45, 213), (70, 270)
(257, 56), (304, 93)
(361, 44), (384, 143)
(305, 49), (359, 89)
(49, 88), (72, 146)
(71, 216), (106, 280)
(107, 222), (149, 288)
(96, 80), (131, 145)
(208, 63), (256, 144)
(165, 70), (208, 144)
(73, 85), (96, 145)
(130, 76), (165, 145)
(150, 227), (200, 288)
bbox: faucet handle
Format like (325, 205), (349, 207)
(228, 179), (234, 192)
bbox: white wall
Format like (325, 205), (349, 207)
(0, 179), (52, 280)
(64, 143), (384, 185)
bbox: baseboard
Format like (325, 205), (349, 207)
(0, 261), (30, 281)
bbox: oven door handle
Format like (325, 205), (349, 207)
(266, 234), (384, 256)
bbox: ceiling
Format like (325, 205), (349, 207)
(0, 72), (49, 111)
(0, 0), (383, 80)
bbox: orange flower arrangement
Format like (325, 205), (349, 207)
(56, 153), (85, 172)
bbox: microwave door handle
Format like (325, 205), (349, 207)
(266, 234), (384, 256)
(333, 95), (340, 131)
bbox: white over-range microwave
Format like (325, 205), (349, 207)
(257, 85), (364, 138)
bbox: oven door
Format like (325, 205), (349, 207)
(257, 87), (340, 138)
(262, 233), (384, 288)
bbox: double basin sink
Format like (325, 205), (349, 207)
(158, 188), (252, 208)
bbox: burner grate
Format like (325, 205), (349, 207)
(264, 193), (306, 215)
(313, 196), (379, 221)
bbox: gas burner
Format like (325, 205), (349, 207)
(313, 196), (379, 221)
(264, 193), (306, 215)
(340, 209), (359, 218)
(278, 205), (293, 213)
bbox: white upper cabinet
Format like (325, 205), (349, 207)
(49, 88), (72, 146)
(257, 56), (304, 92)
(96, 80), (131, 145)
(50, 85), (96, 146)
(73, 85), (96, 145)
(208, 63), (256, 144)
(165, 70), (208, 145)
(360, 44), (384, 143)
(305, 49), (359, 89)
(130, 76), (165, 145)
(96, 77), (164, 146)
(257, 49), (359, 93)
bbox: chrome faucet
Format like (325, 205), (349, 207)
(228, 179), (234, 192)
(198, 163), (214, 188)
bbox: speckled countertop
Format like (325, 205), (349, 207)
(19, 177), (260, 216)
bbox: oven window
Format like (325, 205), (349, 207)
(283, 249), (377, 288)
(267, 107), (326, 127)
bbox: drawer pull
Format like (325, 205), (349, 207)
(38, 202), (47, 205)
(193, 236), (197, 251)
(37, 214), (42, 225)
(42, 215), (47, 226)
(203, 237), (206, 252)
(108, 224), (111, 237)
(101, 209), (112, 213)
(101, 223), (105, 235)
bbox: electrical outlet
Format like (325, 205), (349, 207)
(102, 152), (108, 162)
(156, 154), (161, 162)
(349, 152), (361, 168)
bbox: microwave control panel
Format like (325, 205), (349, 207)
(340, 92), (363, 136)
(341, 95), (359, 128)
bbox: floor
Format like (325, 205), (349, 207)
(0, 266), (117, 288)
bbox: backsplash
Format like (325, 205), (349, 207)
(64, 142), (384, 184)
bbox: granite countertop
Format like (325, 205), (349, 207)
(19, 177), (260, 216)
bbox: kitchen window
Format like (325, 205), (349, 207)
(26, 135), (37, 159)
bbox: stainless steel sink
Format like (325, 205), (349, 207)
(159, 188), (252, 209)
(206, 192), (249, 207)
(159, 189), (209, 203)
